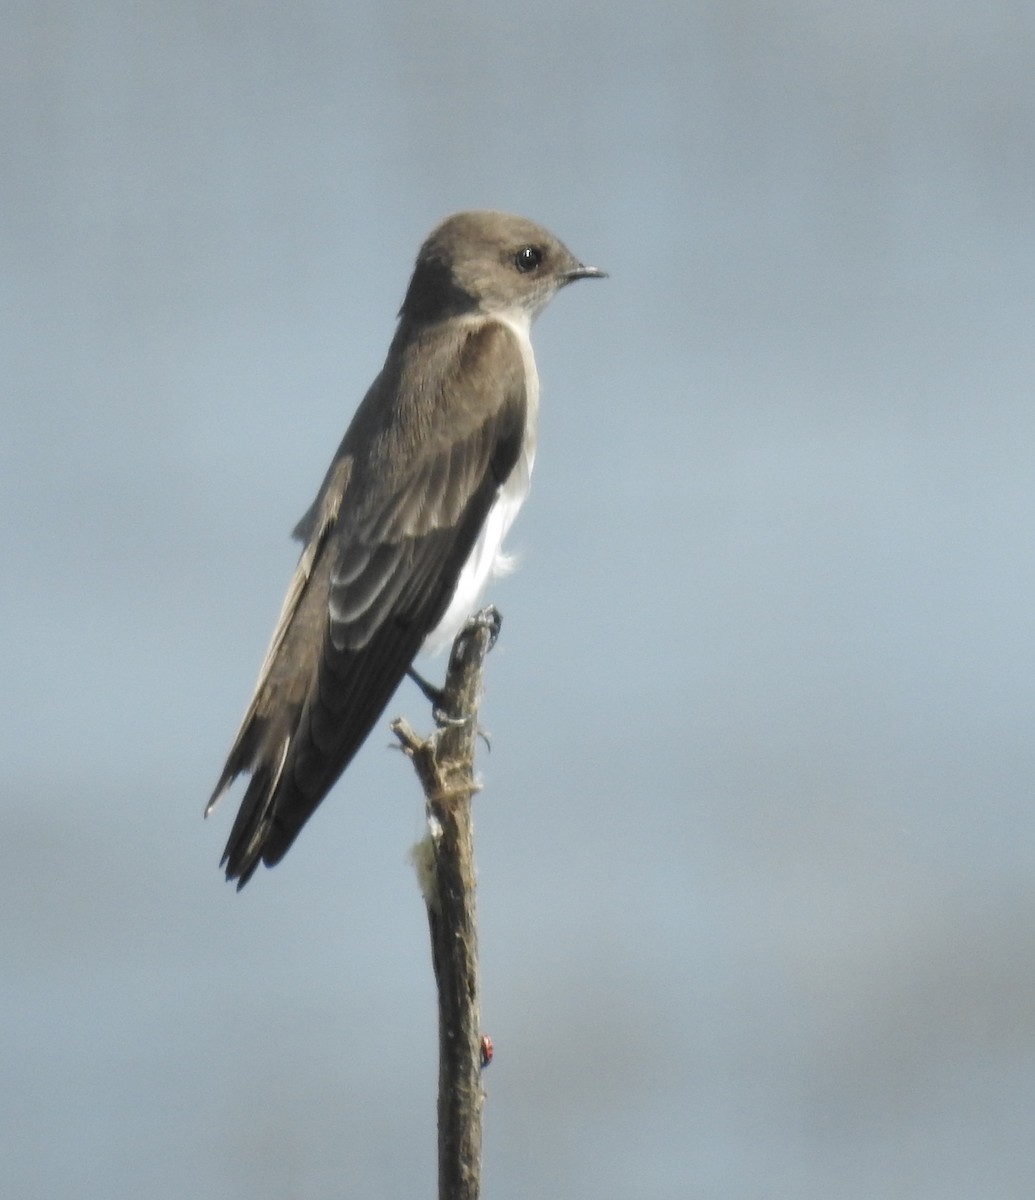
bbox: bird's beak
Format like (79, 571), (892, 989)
(563, 263), (608, 282)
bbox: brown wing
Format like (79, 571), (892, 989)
(209, 319), (527, 887)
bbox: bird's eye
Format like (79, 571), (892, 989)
(514, 245), (543, 273)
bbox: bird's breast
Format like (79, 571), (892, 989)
(419, 313), (539, 657)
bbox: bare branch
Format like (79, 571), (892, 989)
(393, 606), (501, 1200)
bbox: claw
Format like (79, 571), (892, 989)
(468, 605), (502, 651)
(433, 707), (470, 730)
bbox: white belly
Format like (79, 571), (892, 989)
(420, 311), (539, 657)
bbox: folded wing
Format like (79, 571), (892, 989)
(208, 319), (527, 886)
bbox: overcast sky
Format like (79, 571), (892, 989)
(4, 3), (1035, 1197)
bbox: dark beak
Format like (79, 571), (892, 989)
(562, 263), (608, 282)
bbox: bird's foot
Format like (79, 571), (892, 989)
(465, 605), (502, 651)
(436, 709), (471, 729)
(409, 607), (502, 728)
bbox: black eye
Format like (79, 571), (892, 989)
(514, 245), (542, 273)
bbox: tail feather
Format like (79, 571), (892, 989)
(217, 736), (290, 887)
(205, 715), (267, 818)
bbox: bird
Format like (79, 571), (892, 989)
(206, 210), (605, 887)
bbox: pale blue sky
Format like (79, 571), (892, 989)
(4, 3), (1035, 1196)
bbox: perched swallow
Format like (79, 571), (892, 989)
(207, 210), (605, 887)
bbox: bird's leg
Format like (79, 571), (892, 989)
(407, 666), (467, 727)
(407, 664), (445, 710)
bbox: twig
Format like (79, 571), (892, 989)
(393, 606), (501, 1200)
